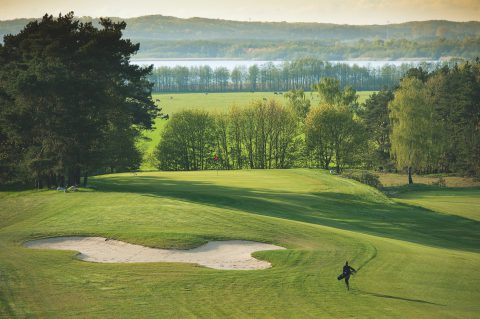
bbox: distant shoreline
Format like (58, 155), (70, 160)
(131, 58), (440, 62)
(131, 58), (279, 61)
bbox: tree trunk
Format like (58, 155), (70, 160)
(408, 166), (413, 184)
(46, 175), (52, 189)
(83, 171), (88, 187)
(74, 167), (81, 185)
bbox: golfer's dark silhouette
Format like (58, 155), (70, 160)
(337, 261), (357, 290)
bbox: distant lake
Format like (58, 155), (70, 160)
(131, 59), (438, 70)
(131, 60), (283, 70)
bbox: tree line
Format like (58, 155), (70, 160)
(155, 101), (300, 171)
(155, 60), (480, 182)
(148, 59), (448, 93)
(0, 13), (162, 188)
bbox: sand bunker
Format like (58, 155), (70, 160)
(25, 237), (285, 270)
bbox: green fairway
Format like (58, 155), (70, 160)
(139, 91), (374, 169)
(1, 169), (479, 318)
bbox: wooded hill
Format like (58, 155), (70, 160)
(3, 16), (479, 41)
(1, 15), (480, 59)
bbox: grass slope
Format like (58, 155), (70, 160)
(1, 169), (479, 318)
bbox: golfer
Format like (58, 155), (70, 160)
(338, 261), (357, 290)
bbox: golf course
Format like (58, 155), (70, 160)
(1, 8), (480, 319)
(1, 169), (479, 318)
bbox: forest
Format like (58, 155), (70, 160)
(1, 16), (480, 60)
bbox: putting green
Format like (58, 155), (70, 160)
(0, 169), (479, 318)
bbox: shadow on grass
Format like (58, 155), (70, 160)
(92, 175), (480, 253)
(360, 291), (444, 306)
(383, 184), (480, 197)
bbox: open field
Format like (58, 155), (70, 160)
(1, 169), (479, 318)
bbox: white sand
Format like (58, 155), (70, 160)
(25, 237), (285, 270)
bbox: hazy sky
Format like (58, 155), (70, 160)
(1, 0), (479, 24)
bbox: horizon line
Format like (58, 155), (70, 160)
(1, 13), (479, 26)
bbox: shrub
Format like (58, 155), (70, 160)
(342, 170), (383, 189)
(432, 177), (447, 187)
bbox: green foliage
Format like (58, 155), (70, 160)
(284, 89), (311, 121)
(389, 77), (439, 178)
(312, 78), (359, 113)
(342, 170), (383, 189)
(155, 99), (299, 170)
(360, 88), (395, 169)
(149, 58), (421, 93)
(0, 13), (162, 187)
(156, 110), (215, 171)
(426, 61), (480, 176)
(305, 104), (367, 172)
(389, 60), (480, 179)
(248, 64), (259, 91)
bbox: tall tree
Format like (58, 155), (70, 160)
(305, 104), (366, 172)
(312, 78), (359, 112)
(0, 13), (162, 187)
(248, 65), (259, 91)
(360, 88), (394, 169)
(284, 89), (311, 122)
(427, 61), (480, 176)
(155, 110), (215, 171)
(389, 77), (438, 183)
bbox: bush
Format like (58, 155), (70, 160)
(432, 177), (447, 187)
(342, 170), (383, 189)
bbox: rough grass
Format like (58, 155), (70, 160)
(378, 172), (480, 188)
(1, 169), (479, 318)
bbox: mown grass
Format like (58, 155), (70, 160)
(385, 184), (480, 221)
(1, 169), (479, 318)
(379, 172), (480, 220)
